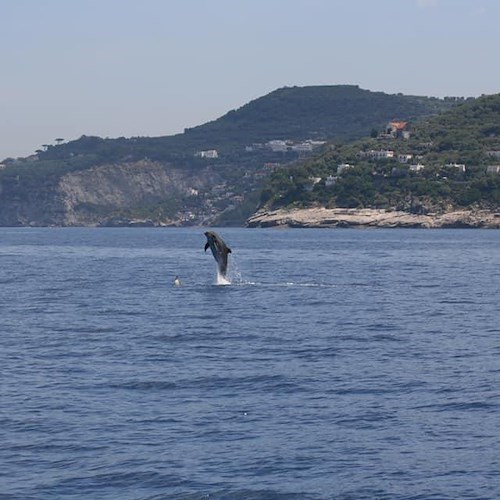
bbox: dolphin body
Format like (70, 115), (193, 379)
(204, 231), (232, 279)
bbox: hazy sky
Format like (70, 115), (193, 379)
(1, 0), (499, 159)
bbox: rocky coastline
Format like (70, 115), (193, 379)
(246, 207), (500, 229)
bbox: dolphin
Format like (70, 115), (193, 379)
(204, 231), (232, 279)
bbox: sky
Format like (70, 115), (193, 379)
(1, 0), (499, 159)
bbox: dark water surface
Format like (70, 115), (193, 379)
(1, 228), (499, 499)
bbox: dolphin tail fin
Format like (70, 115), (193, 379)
(204, 242), (210, 252)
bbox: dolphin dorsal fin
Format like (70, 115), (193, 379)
(204, 242), (210, 252)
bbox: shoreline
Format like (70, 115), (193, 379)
(246, 207), (500, 229)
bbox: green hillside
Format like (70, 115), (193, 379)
(182, 85), (458, 145)
(259, 93), (500, 213)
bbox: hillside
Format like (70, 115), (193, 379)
(0, 85), (462, 227)
(257, 93), (500, 220)
(182, 85), (458, 145)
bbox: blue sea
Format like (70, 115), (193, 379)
(1, 227), (499, 499)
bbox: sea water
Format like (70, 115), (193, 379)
(1, 227), (499, 499)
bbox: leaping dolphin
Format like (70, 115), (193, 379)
(204, 231), (232, 280)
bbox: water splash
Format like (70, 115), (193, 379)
(227, 260), (244, 284)
(214, 255), (244, 285)
(216, 269), (231, 286)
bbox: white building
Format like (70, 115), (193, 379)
(445, 163), (466, 172)
(308, 140), (327, 147)
(398, 154), (414, 164)
(409, 163), (425, 172)
(266, 139), (326, 153)
(486, 165), (500, 174)
(195, 149), (219, 159)
(375, 150), (394, 159)
(337, 163), (354, 174)
(267, 140), (288, 152)
(291, 143), (313, 153)
(359, 150), (394, 160)
(325, 175), (338, 187)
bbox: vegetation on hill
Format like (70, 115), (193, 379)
(259, 93), (500, 213)
(183, 85), (459, 144)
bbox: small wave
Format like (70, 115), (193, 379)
(171, 278), (371, 289)
(51, 470), (191, 491)
(438, 299), (477, 305)
(100, 380), (177, 391)
(225, 281), (368, 288)
(152, 490), (318, 500)
(414, 401), (498, 412)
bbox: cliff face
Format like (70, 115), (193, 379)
(0, 160), (218, 226)
(59, 161), (200, 225)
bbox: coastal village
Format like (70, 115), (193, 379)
(186, 119), (500, 224)
(286, 120), (499, 190)
(186, 139), (328, 223)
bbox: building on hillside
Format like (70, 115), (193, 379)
(337, 163), (354, 174)
(245, 143), (265, 152)
(398, 153), (414, 163)
(486, 165), (500, 174)
(291, 142), (313, 153)
(264, 139), (326, 154)
(487, 150), (500, 159)
(195, 149), (219, 159)
(376, 150), (395, 160)
(409, 163), (425, 172)
(386, 121), (410, 139)
(290, 140), (327, 153)
(266, 140), (288, 152)
(359, 150), (394, 160)
(444, 163), (466, 172)
(325, 175), (338, 187)
(308, 140), (327, 148)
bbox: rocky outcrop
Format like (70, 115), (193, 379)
(247, 207), (500, 229)
(0, 160), (219, 226)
